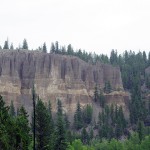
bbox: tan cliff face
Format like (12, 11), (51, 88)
(0, 50), (128, 120)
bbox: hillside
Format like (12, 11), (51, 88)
(0, 48), (150, 149)
(0, 49), (129, 121)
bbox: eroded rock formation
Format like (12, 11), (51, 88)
(0, 50), (128, 120)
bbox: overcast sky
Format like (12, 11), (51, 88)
(1, 0), (150, 55)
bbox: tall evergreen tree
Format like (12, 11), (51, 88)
(81, 127), (89, 144)
(15, 106), (30, 149)
(47, 100), (54, 149)
(3, 40), (9, 49)
(10, 43), (14, 50)
(82, 104), (93, 124)
(94, 85), (98, 102)
(32, 86), (36, 150)
(74, 101), (83, 130)
(137, 120), (145, 142)
(67, 44), (73, 55)
(0, 95), (10, 149)
(99, 90), (105, 107)
(42, 42), (47, 53)
(50, 42), (55, 53)
(54, 99), (67, 150)
(55, 41), (59, 54)
(9, 100), (15, 117)
(22, 39), (28, 49)
(35, 98), (52, 149)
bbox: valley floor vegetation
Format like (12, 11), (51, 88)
(0, 93), (150, 150)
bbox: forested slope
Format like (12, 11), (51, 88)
(0, 40), (150, 149)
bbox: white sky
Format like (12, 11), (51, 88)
(1, 0), (150, 55)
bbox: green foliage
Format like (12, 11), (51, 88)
(22, 39), (28, 49)
(81, 127), (89, 144)
(140, 135), (150, 150)
(99, 90), (105, 107)
(54, 99), (68, 150)
(0, 95), (31, 149)
(94, 86), (105, 107)
(82, 104), (93, 124)
(64, 113), (70, 129)
(42, 42), (47, 53)
(9, 100), (15, 117)
(68, 134), (150, 150)
(10, 43), (14, 50)
(35, 98), (52, 149)
(98, 104), (126, 140)
(67, 44), (74, 55)
(94, 85), (98, 102)
(67, 139), (94, 150)
(137, 120), (145, 142)
(104, 81), (111, 93)
(47, 100), (54, 133)
(50, 42), (55, 53)
(48, 41), (109, 64)
(0, 95), (10, 149)
(15, 106), (30, 149)
(110, 49), (118, 65)
(55, 41), (59, 54)
(74, 101), (83, 130)
(3, 40), (9, 49)
(145, 74), (150, 88)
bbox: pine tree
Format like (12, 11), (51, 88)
(32, 86), (36, 150)
(47, 100), (54, 149)
(115, 119), (123, 139)
(81, 127), (89, 144)
(110, 104), (115, 125)
(0, 95), (10, 149)
(22, 39), (28, 49)
(99, 90), (105, 107)
(54, 99), (67, 150)
(50, 42), (55, 53)
(42, 42), (47, 53)
(110, 49), (118, 65)
(61, 46), (66, 55)
(55, 41), (59, 54)
(64, 113), (70, 129)
(74, 101), (83, 130)
(9, 100), (15, 117)
(10, 43), (14, 50)
(35, 98), (52, 149)
(83, 104), (93, 124)
(3, 40), (9, 49)
(118, 106), (126, 129)
(94, 85), (98, 102)
(66, 130), (73, 144)
(149, 99), (150, 115)
(98, 112), (102, 126)
(89, 128), (94, 140)
(67, 44), (73, 55)
(15, 106), (30, 149)
(137, 120), (145, 142)
(47, 100), (54, 130)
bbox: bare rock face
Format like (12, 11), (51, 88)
(0, 50), (125, 120)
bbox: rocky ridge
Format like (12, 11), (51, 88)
(0, 50), (129, 120)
